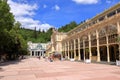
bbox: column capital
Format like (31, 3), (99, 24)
(78, 37), (81, 60)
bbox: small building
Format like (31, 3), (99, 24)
(27, 41), (47, 57)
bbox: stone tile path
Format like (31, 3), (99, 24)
(0, 58), (120, 80)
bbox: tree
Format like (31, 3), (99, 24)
(0, 0), (29, 61)
(0, 0), (15, 60)
(33, 27), (37, 39)
(0, 0), (15, 31)
(58, 21), (78, 32)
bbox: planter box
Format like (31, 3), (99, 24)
(85, 59), (91, 64)
(116, 60), (120, 66)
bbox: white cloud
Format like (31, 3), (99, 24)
(106, 0), (112, 4)
(53, 5), (60, 11)
(72, 0), (99, 4)
(8, 0), (37, 17)
(8, 0), (52, 31)
(43, 4), (47, 8)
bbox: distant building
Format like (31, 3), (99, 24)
(27, 41), (47, 57)
(46, 28), (67, 56)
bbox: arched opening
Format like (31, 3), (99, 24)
(80, 49), (84, 60)
(32, 51), (34, 56)
(83, 35), (89, 59)
(107, 24), (117, 44)
(91, 47), (97, 61)
(91, 31), (97, 61)
(75, 39), (79, 60)
(100, 46), (107, 61)
(80, 38), (84, 60)
(109, 45), (119, 61)
(99, 28), (106, 45)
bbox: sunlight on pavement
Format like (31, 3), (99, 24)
(0, 58), (120, 80)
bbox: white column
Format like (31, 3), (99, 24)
(70, 43), (73, 58)
(88, 34), (92, 61)
(70, 42), (72, 59)
(74, 39), (76, 60)
(42, 51), (44, 57)
(30, 51), (32, 56)
(65, 43), (67, 58)
(34, 51), (36, 56)
(117, 22), (120, 60)
(40, 51), (41, 57)
(68, 41), (70, 59)
(96, 30), (100, 62)
(83, 40), (85, 61)
(106, 35), (110, 62)
(117, 22), (120, 33)
(78, 38), (81, 60)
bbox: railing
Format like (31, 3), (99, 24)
(85, 41), (89, 47)
(108, 34), (117, 43)
(80, 42), (83, 48)
(99, 36), (106, 45)
(91, 39), (97, 46)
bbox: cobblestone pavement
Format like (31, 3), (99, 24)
(0, 58), (120, 80)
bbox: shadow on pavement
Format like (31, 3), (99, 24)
(0, 76), (4, 79)
(0, 59), (23, 66)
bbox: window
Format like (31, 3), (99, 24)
(107, 11), (116, 17)
(99, 16), (105, 21)
(117, 8), (120, 13)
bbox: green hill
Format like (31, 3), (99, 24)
(19, 28), (53, 43)
(19, 21), (78, 43)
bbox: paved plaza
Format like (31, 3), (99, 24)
(0, 58), (120, 80)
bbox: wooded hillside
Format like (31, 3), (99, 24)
(20, 21), (78, 43)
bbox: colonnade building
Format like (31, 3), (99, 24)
(47, 3), (120, 62)
(28, 42), (47, 57)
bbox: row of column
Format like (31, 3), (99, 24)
(30, 51), (44, 57)
(63, 22), (120, 62)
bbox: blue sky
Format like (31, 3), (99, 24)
(8, 0), (120, 31)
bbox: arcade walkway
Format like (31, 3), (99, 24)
(0, 58), (120, 80)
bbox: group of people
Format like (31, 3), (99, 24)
(37, 56), (53, 62)
(37, 53), (61, 62)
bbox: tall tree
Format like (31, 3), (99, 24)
(58, 21), (78, 32)
(0, 0), (15, 54)
(33, 27), (37, 39)
(0, 1), (28, 60)
(0, 0), (15, 31)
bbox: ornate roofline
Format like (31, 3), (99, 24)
(67, 2), (120, 35)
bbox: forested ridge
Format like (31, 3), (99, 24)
(20, 21), (78, 43)
(19, 28), (53, 43)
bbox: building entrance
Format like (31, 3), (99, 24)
(109, 44), (119, 61)
(80, 49), (84, 60)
